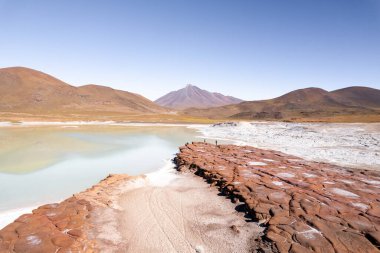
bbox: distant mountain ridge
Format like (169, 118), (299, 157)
(155, 84), (243, 109)
(1, 66), (379, 122)
(183, 86), (380, 121)
(0, 67), (166, 115)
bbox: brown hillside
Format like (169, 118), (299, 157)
(330, 86), (380, 109)
(0, 67), (166, 115)
(183, 87), (380, 121)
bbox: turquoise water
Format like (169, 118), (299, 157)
(0, 125), (200, 226)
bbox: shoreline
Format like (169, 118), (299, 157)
(0, 207), (37, 230)
(1, 142), (380, 252)
(1, 120), (379, 171)
(1, 119), (380, 127)
(0, 121), (208, 128)
(0, 125), (201, 218)
(1, 122), (379, 252)
(1, 121), (379, 228)
(0, 159), (266, 252)
(0, 160), (181, 230)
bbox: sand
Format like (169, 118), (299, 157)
(88, 164), (263, 252)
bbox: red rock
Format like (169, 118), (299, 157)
(67, 229), (83, 237)
(0, 230), (18, 242)
(15, 214), (34, 223)
(334, 230), (379, 253)
(0, 197), (95, 252)
(51, 235), (74, 247)
(14, 233), (58, 253)
(289, 243), (314, 253)
(368, 203), (380, 218)
(266, 230), (291, 253)
(15, 217), (55, 236)
(345, 214), (375, 232)
(294, 229), (334, 253)
(54, 218), (70, 230)
(269, 216), (293, 225)
(175, 142), (380, 253)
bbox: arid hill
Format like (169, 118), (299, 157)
(155, 84), (243, 109)
(183, 87), (380, 121)
(1, 67), (379, 122)
(330, 86), (380, 109)
(0, 67), (166, 115)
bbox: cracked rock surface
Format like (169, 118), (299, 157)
(175, 142), (380, 253)
(0, 174), (130, 253)
(0, 197), (94, 253)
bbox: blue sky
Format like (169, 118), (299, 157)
(0, 0), (379, 101)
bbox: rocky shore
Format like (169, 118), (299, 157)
(2, 142), (380, 252)
(0, 163), (263, 252)
(175, 142), (380, 253)
(0, 174), (131, 253)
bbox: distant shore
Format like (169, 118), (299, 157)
(1, 121), (379, 170)
(0, 120), (207, 127)
(1, 119), (380, 127)
(1, 110), (380, 124)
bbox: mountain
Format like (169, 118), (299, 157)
(0, 67), (166, 115)
(330, 86), (380, 109)
(183, 86), (380, 121)
(1, 67), (378, 122)
(155, 84), (243, 109)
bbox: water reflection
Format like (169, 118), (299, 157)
(0, 126), (200, 213)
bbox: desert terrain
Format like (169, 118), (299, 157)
(1, 67), (379, 123)
(0, 122), (379, 252)
(1, 0), (379, 252)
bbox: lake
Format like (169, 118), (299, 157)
(1, 121), (378, 228)
(0, 124), (202, 228)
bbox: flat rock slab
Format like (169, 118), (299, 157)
(175, 142), (380, 253)
(0, 197), (94, 253)
(0, 174), (130, 253)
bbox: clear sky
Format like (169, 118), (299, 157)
(0, 0), (379, 101)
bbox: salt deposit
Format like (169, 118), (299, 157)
(272, 181), (284, 186)
(330, 188), (359, 198)
(248, 161), (267, 166)
(194, 122), (380, 170)
(303, 173), (316, 178)
(145, 160), (179, 187)
(276, 173), (295, 178)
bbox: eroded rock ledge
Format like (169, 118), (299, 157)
(175, 142), (380, 253)
(0, 174), (130, 253)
